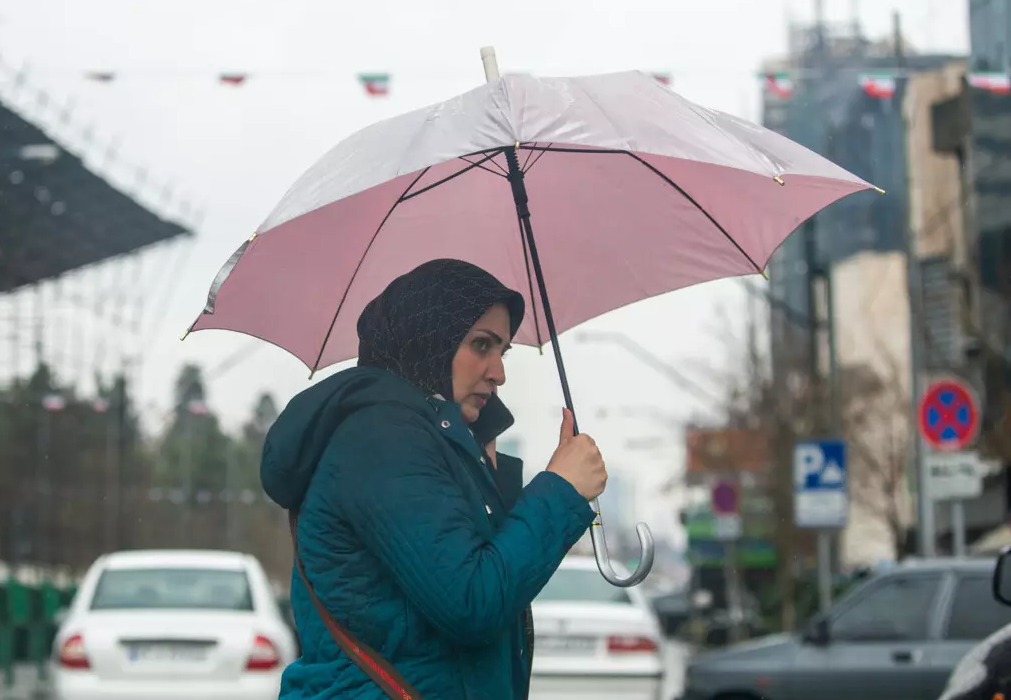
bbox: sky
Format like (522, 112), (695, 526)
(0, 0), (970, 545)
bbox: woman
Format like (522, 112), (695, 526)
(261, 259), (608, 700)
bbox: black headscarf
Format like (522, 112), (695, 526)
(357, 259), (525, 400)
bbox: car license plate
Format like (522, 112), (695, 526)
(535, 634), (596, 654)
(127, 643), (208, 663)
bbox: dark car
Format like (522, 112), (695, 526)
(939, 549), (1011, 700)
(650, 589), (691, 636)
(680, 558), (1011, 700)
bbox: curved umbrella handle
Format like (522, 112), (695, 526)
(588, 498), (655, 587)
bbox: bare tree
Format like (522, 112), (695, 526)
(704, 299), (818, 632)
(838, 361), (911, 559)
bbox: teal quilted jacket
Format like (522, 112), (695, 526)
(260, 367), (595, 700)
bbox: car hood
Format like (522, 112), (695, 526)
(691, 633), (798, 670)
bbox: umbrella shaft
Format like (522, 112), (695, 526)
(503, 147), (579, 434)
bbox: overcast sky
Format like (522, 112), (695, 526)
(0, 0), (969, 542)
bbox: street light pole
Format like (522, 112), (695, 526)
(892, 10), (935, 558)
(574, 330), (724, 410)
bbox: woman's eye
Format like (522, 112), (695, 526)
(473, 338), (490, 352)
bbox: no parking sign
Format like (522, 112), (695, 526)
(917, 377), (981, 452)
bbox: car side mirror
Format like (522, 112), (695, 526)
(993, 549), (1011, 606)
(803, 616), (831, 646)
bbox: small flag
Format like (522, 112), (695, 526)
(763, 72), (794, 99)
(42, 394), (66, 411)
(652, 73), (671, 86)
(359, 73), (390, 97)
(187, 399), (210, 415)
(218, 74), (248, 86)
(86, 72), (115, 82)
(859, 74), (896, 99)
(968, 72), (1011, 94)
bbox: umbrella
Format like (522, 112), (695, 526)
(184, 47), (877, 587)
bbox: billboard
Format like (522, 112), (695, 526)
(685, 428), (770, 482)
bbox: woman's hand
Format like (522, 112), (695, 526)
(546, 408), (607, 500)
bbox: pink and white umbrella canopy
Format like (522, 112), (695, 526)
(189, 70), (875, 371)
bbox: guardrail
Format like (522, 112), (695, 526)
(1, 577), (76, 694)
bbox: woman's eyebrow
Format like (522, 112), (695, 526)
(473, 329), (504, 345)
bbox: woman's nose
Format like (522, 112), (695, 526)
(487, 355), (506, 386)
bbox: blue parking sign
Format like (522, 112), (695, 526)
(794, 439), (848, 528)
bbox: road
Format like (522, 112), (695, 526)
(4, 664), (47, 700)
(12, 641), (692, 700)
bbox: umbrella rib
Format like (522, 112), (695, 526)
(516, 145), (764, 275)
(520, 141), (539, 171)
(308, 167), (431, 376)
(401, 152), (504, 202)
(623, 152), (764, 275)
(459, 153), (508, 177)
(516, 207), (544, 349)
(521, 142), (552, 174)
(518, 145), (623, 155)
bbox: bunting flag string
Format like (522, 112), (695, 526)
(968, 71), (1011, 94)
(358, 73), (390, 96)
(69, 67), (674, 97)
(758, 70), (1011, 99)
(859, 74), (896, 99)
(218, 74), (248, 87)
(764, 72), (794, 99)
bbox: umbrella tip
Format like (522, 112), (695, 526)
(180, 328), (191, 341)
(874, 186), (886, 194)
(308, 368), (317, 381)
(480, 46), (500, 82)
(760, 268), (770, 281)
(773, 175), (785, 186)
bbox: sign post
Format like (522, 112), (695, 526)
(917, 377), (982, 557)
(794, 440), (848, 613)
(711, 479), (743, 643)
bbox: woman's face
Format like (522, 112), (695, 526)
(452, 302), (512, 424)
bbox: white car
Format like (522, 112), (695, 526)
(530, 556), (665, 700)
(51, 549), (297, 700)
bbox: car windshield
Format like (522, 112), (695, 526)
(536, 568), (633, 604)
(90, 568), (254, 611)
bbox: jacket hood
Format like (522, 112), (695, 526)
(260, 366), (431, 511)
(357, 258), (524, 401)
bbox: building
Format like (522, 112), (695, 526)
(767, 2), (1011, 562)
(969, 0), (1011, 72)
(761, 19), (967, 566)
(764, 21), (963, 365)
(925, 0), (1011, 551)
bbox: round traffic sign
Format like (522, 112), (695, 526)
(711, 480), (739, 515)
(918, 377), (981, 452)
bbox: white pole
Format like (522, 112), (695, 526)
(817, 532), (832, 613)
(480, 46), (500, 82)
(952, 501), (966, 556)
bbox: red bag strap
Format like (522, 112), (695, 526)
(288, 511), (425, 700)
